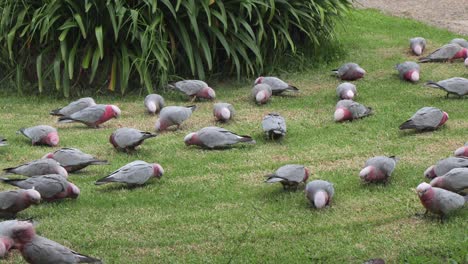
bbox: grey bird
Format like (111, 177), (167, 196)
(95, 160), (164, 186)
(410, 37), (426, 56)
(253, 76), (299, 95)
(0, 219), (35, 259)
(450, 38), (468, 48)
(305, 180), (335, 209)
(416, 182), (467, 221)
(430, 168), (468, 194)
(19, 235), (102, 264)
(332, 63), (366, 81)
(42, 148), (108, 173)
(58, 104), (121, 128)
(0, 174), (80, 202)
(424, 157), (468, 179)
(110, 128), (157, 152)
(418, 43), (468, 63)
(3, 158), (68, 178)
(168, 80), (215, 101)
(262, 113), (287, 140)
(184, 126), (256, 149)
(50, 97), (96, 116)
(359, 156), (398, 183)
(395, 61), (420, 82)
(265, 164), (309, 190)
(18, 125), (59, 147)
(144, 94), (165, 114)
(454, 143), (468, 157)
(399, 107), (448, 131)
(252, 84), (272, 104)
(155, 105), (196, 132)
(336, 82), (357, 100)
(213, 103), (235, 122)
(0, 189), (41, 219)
(334, 100), (372, 122)
(425, 77), (468, 98)
(0, 137), (6, 147)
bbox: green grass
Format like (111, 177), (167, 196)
(1, 8), (468, 263)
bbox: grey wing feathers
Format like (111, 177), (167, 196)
(419, 44), (460, 62)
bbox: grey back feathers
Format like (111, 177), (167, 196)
(419, 43), (462, 62)
(46, 148), (108, 172)
(95, 160), (155, 185)
(18, 125), (56, 143)
(399, 107), (446, 130)
(305, 180), (334, 207)
(171, 80), (208, 96)
(259, 77), (299, 95)
(336, 100), (373, 119)
(365, 156), (398, 176)
(425, 77), (468, 97)
(111, 127), (156, 150)
(160, 105), (196, 125)
(50, 97), (96, 116)
(450, 38), (468, 48)
(144, 94), (165, 114)
(431, 168), (468, 193)
(262, 113), (286, 140)
(1, 174), (69, 200)
(192, 126), (255, 149)
(433, 157), (468, 178)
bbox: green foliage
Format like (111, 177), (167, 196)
(0, 0), (352, 97)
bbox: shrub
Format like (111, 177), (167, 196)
(0, 0), (352, 97)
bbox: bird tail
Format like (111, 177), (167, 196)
(0, 177), (22, 186)
(76, 253), (103, 264)
(418, 57), (431, 63)
(331, 69), (338, 76)
(167, 83), (176, 90)
(57, 116), (75, 123)
(425, 81), (445, 90)
(49, 108), (63, 116)
(95, 176), (112, 185)
(16, 128), (26, 136)
(287, 85), (300, 92)
(399, 120), (414, 130)
(364, 107), (373, 117)
(265, 175), (285, 183)
(186, 105), (197, 112)
(239, 135), (256, 144)
(89, 159), (109, 165)
(141, 132), (157, 140)
(0, 138), (7, 146)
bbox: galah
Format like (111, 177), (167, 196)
(395, 61), (420, 82)
(336, 82), (357, 100)
(253, 76), (299, 95)
(155, 105), (196, 132)
(58, 104), (121, 128)
(359, 156), (398, 183)
(0, 137), (6, 147)
(265, 164), (309, 190)
(416, 182), (467, 221)
(424, 157), (468, 179)
(252, 84), (272, 104)
(305, 180), (335, 209)
(410, 37), (426, 56)
(110, 128), (157, 152)
(430, 168), (468, 194)
(19, 235), (102, 264)
(0, 219), (35, 259)
(0, 189), (41, 218)
(184, 126), (256, 149)
(3, 158), (68, 178)
(449, 38), (468, 48)
(17, 125), (59, 146)
(425, 77), (468, 98)
(144, 94), (165, 114)
(262, 113), (286, 140)
(454, 143), (468, 157)
(42, 148), (108, 173)
(169, 80), (215, 101)
(50, 97), (96, 116)
(399, 107), (448, 131)
(332, 63), (366, 81)
(0, 174), (80, 202)
(418, 43), (468, 63)
(213, 103), (235, 122)
(334, 100), (372, 122)
(95, 160), (163, 186)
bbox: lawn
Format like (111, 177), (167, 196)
(1, 8), (467, 263)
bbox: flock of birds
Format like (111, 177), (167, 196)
(0, 35), (468, 263)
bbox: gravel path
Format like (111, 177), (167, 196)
(356, 0), (468, 36)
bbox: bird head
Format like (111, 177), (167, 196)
(334, 107), (352, 122)
(423, 165), (436, 179)
(416, 182), (431, 197)
(254, 76), (264, 85)
(454, 146), (468, 157)
(56, 166), (69, 178)
(429, 177), (443, 188)
(153, 163), (164, 179)
(111, 105), (121, 118)
(26, 189), (41, 204)
(184, 132), (197, 146)
(45, 132), (59, 146)
(42, 152), (54, 159)
(68, 183), (80, 199)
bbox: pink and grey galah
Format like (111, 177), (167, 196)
(95, 160), (163, 186)
(359, 156), (398, 183)
(17, 125), (59, 147)
(418, 43), (468, 63)
(424, 157), (468, 179)
(155, 105), (196, 132)
(399, 107), (448, 131)
(252, 84), (272, 104)
(449, 38), (468, 48)
(265, 164), (309, 190)
(425, 77), (468, 98)
(184, 126), (256, 149)
(253, 76), (299, 95)
(58, 104), (121, 128)
(144, 94), (165, 114)
(416, 182), (467, 221)
(305, 180), (335, 209)
(213, 103), (235, 122)
(336, 82), (357, 100)
(0, 219), (35, 259)
(3, 158), (68, 178)
(0, 189), (41, 219)
(409, 37), (426, 56)
(454, 143), (468, 157)
(169, 80), (216, 101)
(18, 235), (102, 264)
(0, 174), (79, 202)
(0, 137), (6, 147)
(42, 148), (108, 173)
(110, 127), (157, 152)
(430, 168), (468, 194)
(49, 97), (96, 116)
(262, 112), (286, 140)
(395, 61), (420, 82)
(334, 99), (372, 122)
(332, 63), (366, 81)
